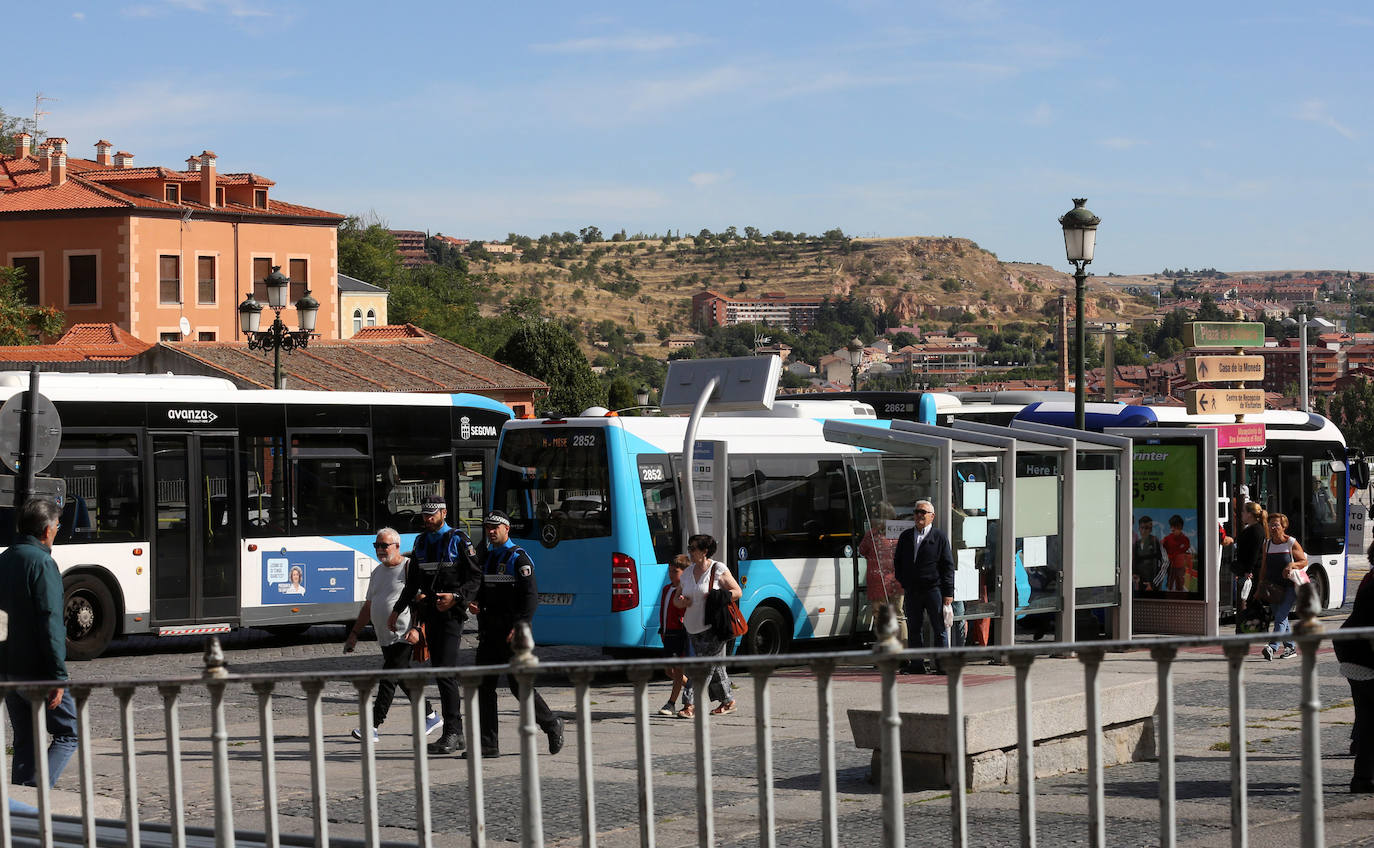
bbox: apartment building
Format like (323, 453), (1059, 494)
(691, 289), (825, 332)
(1, 133), (344, 341)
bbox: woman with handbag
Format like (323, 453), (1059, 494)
(1233, 502), (1267, 614)
(1260, 512), (1308, 661)
(673, 533), (743, 717)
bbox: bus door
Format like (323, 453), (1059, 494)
(151, 432), (240, 623)
(1277, 456), (1307, 534)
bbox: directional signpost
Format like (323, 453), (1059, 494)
(1186, 388), (1266, 415)
(1185, 322), (1265, 349)
(1185, 322), (1266, 419)
(1186, 355), (1265, 383)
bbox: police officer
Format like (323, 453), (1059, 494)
(466, 510), (564, 758)
(388, 496), (481, 755)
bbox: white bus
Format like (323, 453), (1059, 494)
(0, 373), (511, 658)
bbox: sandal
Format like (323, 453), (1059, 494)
(676, 705), (695, 718)
(710, 701), (737, 715)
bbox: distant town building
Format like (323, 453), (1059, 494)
(692, 290), (824, 332)
(337, 273), (388, 339)
(388, 229), (432, 268)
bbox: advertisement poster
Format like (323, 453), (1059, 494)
(262, 549), (355, 604)
(1131, 444), (1203, 597)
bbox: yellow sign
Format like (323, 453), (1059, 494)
(1186, 389), (1265, 416)
(1185, 355), (1265, 383)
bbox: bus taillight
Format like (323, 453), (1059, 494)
(611, 552), (639, 612)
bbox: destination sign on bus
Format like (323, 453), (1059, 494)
(1185, 322), (1265, 349)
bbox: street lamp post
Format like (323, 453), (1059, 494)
(1059, 198), (1101, 430)
(847, 337), (864, 390)
(238, 266), (320, 390)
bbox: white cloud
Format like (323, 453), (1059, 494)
(1100, 137), (1147, 150)
(1026, 102), (1053, 126)
(1295, 99), (1356, 139)
(532, 33), (702, 54)
(688, 171), (732, 187)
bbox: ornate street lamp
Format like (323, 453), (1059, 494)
(238, 265), (319, 390)
(847, 337), (864, 390)
(1059, 198), (1101, 430)
(636, 386), (651, 407)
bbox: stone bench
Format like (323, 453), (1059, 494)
(847, 675), (1157, 791)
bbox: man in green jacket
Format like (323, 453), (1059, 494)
(0, 497), (78, 787)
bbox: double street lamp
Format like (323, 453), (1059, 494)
(1059, 198), (1101, 430)
(238, 265), (319, 390)
(847, 337), (864, 390)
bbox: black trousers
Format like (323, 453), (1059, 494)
(1351, 677), (1374, 785)
(476, 624), (555, 751)
(372, 641), (433, 727)
(425, 614), (466, 737)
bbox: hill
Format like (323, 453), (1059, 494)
(460, 234), (1157, 357)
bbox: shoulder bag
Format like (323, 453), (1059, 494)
(1258, 541), (1288, 604)
(714, 563), (748, 638)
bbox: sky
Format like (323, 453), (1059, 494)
(3, 1), (1371, 276)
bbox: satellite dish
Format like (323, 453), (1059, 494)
(179, 317), (191, 337)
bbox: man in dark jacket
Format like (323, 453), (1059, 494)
(0, 498), (78, 786)
(893, 499), (955, 674)
(466, 510), (563, 758)
(1336, 541), (1374, 793)
(388, 496), (481, 756)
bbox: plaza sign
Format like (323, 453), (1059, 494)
(1185, 322), (1265, 349)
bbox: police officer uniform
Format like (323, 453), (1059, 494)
(390, 496), (481, 755)
(473, 509), (564, 757)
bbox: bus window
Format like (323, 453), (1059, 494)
(493, 427), (611, 542)
(638, 457), (680, 564)
(291, 432), (372, 535)
(48, 433), (143, 544)
(243, 434), (288, 535)
(748, 456), (851, 559)
(1308, 457), (1345, 554)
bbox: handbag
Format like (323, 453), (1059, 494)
(1259, 581), (1287, 605)
(726, 599), (748, 637)
(411, 619), (430, 663)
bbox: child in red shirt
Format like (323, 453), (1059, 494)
(1161, 514), (1192, 591)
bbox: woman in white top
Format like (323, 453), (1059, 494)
(673, 533), (743, 717)
(1261, 512), (1307, 660)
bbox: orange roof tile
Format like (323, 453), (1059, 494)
(54, 323), (152, 349)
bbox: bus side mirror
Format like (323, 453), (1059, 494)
(1352, 458), (1370, 491)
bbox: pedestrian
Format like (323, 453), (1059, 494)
(894, 499), (955, 674)
(1335, 540), (1374, 793)
(388, 496), (482, 756)
(1232, 502), (1267, 616)
(344, 527), (443, 742)
(1259, 512), (1307, 661)
(467, 510), (564, 758)
(0, 497), (78, 787)
(673, 534), (741, 717)
(859, 502), (906, 646)
(657, 555), (692, 716)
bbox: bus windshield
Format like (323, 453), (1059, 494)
(494, 427), (612, 542)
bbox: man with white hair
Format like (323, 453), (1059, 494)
(893, 499), (955, 674)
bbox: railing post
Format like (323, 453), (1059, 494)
(1010, 652), (1037, 848)
(511, 621), (545, 848)
(625, 665), (655, 848)
(203, 638), (233, 848)
(72, 685), (95, 848)
(1150, 645), (1179, 848)
(250, 681), (281, 848)
(1080, 648), (1106, 848)
(873, 605), (905, 848)
(813, 658), (839, 848)
(353, 679), (380, 848)
(300, 677), (328, 848)
(1294, 584), (1326, 848)
(945, 654), (969, 848)
(569, 668), (599, 848)
(1221, 642), (1249, 848)
(754, 665), (777, 848)
(114, 683), (142, 848)
(157, 684), (187, 848)
(690, 663), (715, 847)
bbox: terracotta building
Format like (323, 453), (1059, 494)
(1, 133), (344, 342)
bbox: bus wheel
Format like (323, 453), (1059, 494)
(1307, 567), (1328, 609)
(64, 574), (116, 661)
(743, 606), (792, 656)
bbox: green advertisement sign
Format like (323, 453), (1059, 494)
(1131, 443), (1205, 597)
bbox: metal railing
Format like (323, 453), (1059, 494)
(1, 586), (1368, 848)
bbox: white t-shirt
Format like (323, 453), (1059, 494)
(366, 557), (412, 648)
(679, 560), (726, 635)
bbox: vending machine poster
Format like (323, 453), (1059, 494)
(1131, 444), (1204, 596)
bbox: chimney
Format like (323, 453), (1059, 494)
(94, 140), (113, 167)
(14, 132), (31, 158)
(37, 142), (52, 171)
(113, 150), (134, 169)
(50, 150), (67, 186)
(186, 156), (201, 172)
(49, 137), (68, 157)
(200, 150), (217, 209)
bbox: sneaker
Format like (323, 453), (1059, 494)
(1261, 645), (1274, 661)
(547, 717), (565, 755)
(427, 733), (463, 755)
(658, 702), (677, 717)
(424, 711), (443, 736)
(351, 727), (380, 742)
(1280, 646), (1297, 659)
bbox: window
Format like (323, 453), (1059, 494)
(288, 258), (307, 302)
(492, 428), (611, 541)
(639, 456), (680, 564)
(198, 331), (216, 342)
(352, 309), (362, 335)
(159, 255), (180, 304)
(215, 187), (225, 206)
(291, 431), (373, 536)
(12, 256), (40, 304)
(366, 309), (376, 327)
(68, 254), (97, 305)
(49, 433), (143, 545)
(375, 409), (450, 533)
(165, 183), (180, 203)
(160, 331), (181, 342)
(197, 256), (216, 304)
(736, 456), (852, 559)
(251, 257), (272, 303)
(254, 189), (268, 209)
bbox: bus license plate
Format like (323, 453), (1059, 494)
(539, 593), (574, 606)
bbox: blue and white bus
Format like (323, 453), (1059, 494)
(0, 372), (511, 658)
(491, 400), (915, 654)
(1015, 401), (1359, 609)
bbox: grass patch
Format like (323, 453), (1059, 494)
(1209, 741), (1231, 752)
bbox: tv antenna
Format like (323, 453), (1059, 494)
(31, 92), (57, 136)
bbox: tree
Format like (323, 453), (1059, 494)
(495, 320), (603, 415)
(607, 377), (637, 412)
(337, 215), (403, 286)
(579, 226), (604, 244)
(1324, 381), (1374, 452)
(0, 266), (64, 344)
(0, 107), (41, 156)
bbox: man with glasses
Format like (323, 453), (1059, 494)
(344, 527), (442, 742)
(894, 499), (955, 675)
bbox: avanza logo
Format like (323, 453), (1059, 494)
(167, 408), (219, 424)
(459, 416), (498, 439)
